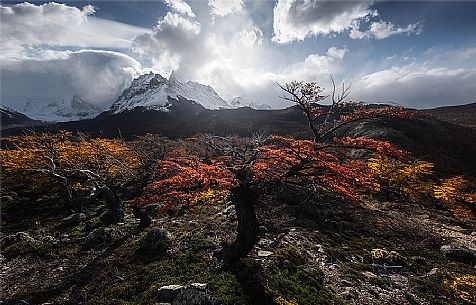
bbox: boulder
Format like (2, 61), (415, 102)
(440, 244), (476, 264)
(157, 283), (219, 305)
(140, 228), (172, 252)
(2, 195), (13, 204)
(84, 227), (120, 247)
(144, 203), (161, 217)
(157, 285), (183, 302)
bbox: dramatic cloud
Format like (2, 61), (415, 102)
(350, 21), (422, 40)
(208, 0), (245, 17)
(1, 1), (473, 113)
(353, 64), (476, 108)
(1, 50), (144, 113)
(132, 12), (201, 76)
(272, 0), (374, 43)
(164, 0), (195, 17)
(0, 2), (149, 62)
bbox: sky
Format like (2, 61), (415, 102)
(1, 0), (476, 111)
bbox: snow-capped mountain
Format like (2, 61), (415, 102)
(229, 96), (271, 110)
(2, 95), (103, 122)
(109, 72), (272, 114)
(0, 105), (38, 128)
(110, 72), (231, 113)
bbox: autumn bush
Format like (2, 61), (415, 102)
(1, 131), (139, 217)
(443, 274), (476, 304)
(434, 176), (476, 218)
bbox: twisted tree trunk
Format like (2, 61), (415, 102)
(102, 185), (124, 223)
(223, 183), (259, 264)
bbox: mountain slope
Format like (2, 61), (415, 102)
(419, 102), (476, 128)
(0, 105), (39, 129)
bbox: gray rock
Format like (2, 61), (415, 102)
(85, 227), (120, 247)
(440, 244), (476, 264)
(361, 271), (378, 279)
(144, 203), (161, 217)
(140, 228), (172, 252)
(341, 287), (358, 300)
(157, 283), (219, 305)
(257, 250), (272, 257)
(41, 235), (58, 244)
(62, 213), (86, 226)
(2, 195), (13, 203)
(157, 285), (183, 302)
(426, 267), (439, 276)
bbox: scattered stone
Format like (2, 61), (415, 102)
(140, 228), (172, 252)
(257, 250), (273, 257)
(2, 195), (13, 203)
(426, 267), (439, 276)
(62, 213), (86, 227)
(157, 283), (218, 305)
(41, 235), (58, 244)
(471, 231), (476, 237)
(340, 280), (353, 287)
(341, 287), (358, 300)
(361, 271), (378, 280)
(84, 227), (120, 247)
(440, 244), (476, 264)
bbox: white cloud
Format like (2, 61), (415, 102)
(208, 0), (245, 17)
(327, 46), (347, 59)
(352, 63), (476, 108)
(163, 0), (195, 17)
(1, 50), (144, 112)
(0, 2), (149, 63)
(272, 0), (374, 43)
(350, 21), (422, 40)
(132, 12), (201, 76)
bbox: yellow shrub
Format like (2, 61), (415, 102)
(275, 296), (299, 305)
(367, 154), (434, 200)
(434, 176), (475, 218)
(443, 274), (476, 304)
(190, 188), (230, 205)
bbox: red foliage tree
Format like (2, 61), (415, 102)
(132, 80), (409, 263)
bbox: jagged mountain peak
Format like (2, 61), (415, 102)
(109, 72), (232, 114)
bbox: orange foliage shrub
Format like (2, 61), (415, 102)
(129, 157), (234, 214)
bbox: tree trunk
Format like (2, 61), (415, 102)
(223, 184), (259, 264)
(132, 206), (152, 228)
(102, 185), (124, 223)
(58, 177), (75, 212)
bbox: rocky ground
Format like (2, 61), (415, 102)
(1, 189), (476, 305)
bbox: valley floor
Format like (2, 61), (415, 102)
(1, 192), (476, 305)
